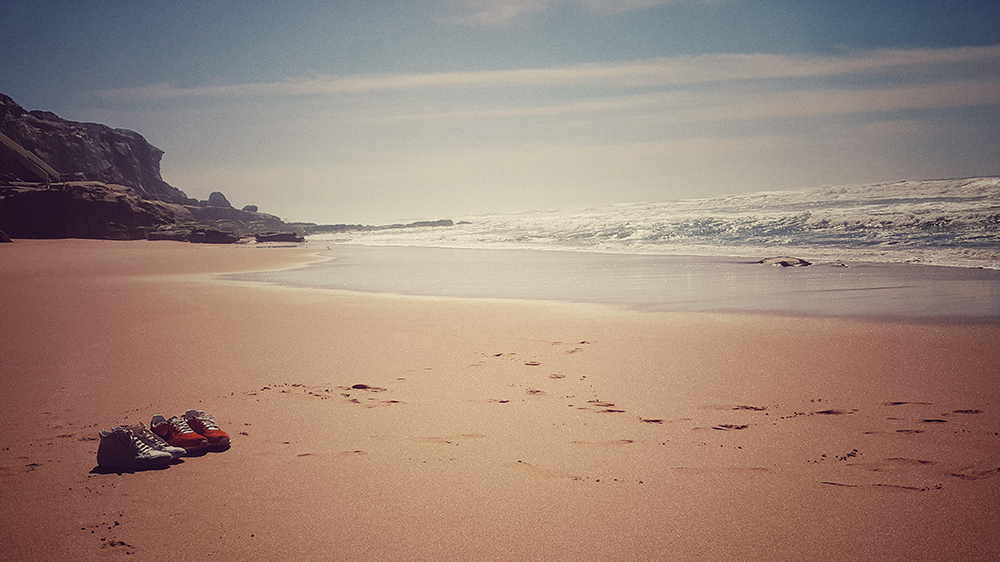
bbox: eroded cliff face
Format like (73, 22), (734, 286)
(0, 93), (445, 241)
(0, 93), (190, 203)
(0, 182), (194, 240)
(0, 92), (289, 241)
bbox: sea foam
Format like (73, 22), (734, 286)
(309, 177), (1000, 269)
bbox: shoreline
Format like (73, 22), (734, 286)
(308, 236), (1000, 271)
(3, 239), (1000, 561)
(239, 243), (1000, 324)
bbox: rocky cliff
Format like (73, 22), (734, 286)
(0, 93), (189, 203)
(0, 92), (456, 242)
(0, 92), (298, 240)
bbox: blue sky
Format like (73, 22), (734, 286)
(2, 1), (999, 224)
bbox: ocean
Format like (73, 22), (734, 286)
(232, 177), (1000, 321)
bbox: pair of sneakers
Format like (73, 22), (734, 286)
(150, 409), (231, 453)
(96, 422), (186, 470)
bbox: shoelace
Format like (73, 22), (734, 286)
(135, 426), (167, 447)
(170, 417), (200, 435)
(129, 433), (157, 454)
(191, 413), (219, 431)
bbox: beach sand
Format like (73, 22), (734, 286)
(2, 239), (999, 561)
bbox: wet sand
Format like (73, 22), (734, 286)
(2, 239), (999, 561)
(234, 245), (1000, 321)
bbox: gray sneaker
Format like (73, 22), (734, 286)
(122, 422), (187, 459)
(96, 427), (173, 470)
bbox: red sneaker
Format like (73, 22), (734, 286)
(184, 409), (231, 448)
(150, 414), (209, 452)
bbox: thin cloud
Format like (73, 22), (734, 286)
(438, 0), (684, 26)
(384, 77), (1000, 125)
(89, 44), (1000, 103)
(439, 0), (550, 26)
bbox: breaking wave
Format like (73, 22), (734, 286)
(309, 177), (1000, 269)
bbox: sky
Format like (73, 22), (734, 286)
(2, 1), (1000, 224)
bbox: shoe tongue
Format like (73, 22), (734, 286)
(186, 409), (217, 428)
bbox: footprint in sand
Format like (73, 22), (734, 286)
(415, 434), (486, 445)
(577, 399), (625, 413)
(951, 466), (1000, 480)
(505, 460), (583, 481)
(701, 404), (768, 412)
(570, 439), (635, 446)
(848, 458), (937, 472)
(820, 481), (938, 491)
(337, 450), (367, 457)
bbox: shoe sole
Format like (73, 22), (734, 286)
(97, 458), (172, 471)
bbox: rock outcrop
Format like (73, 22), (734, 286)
(0, 181), (193, 240)
(205, 191), (232, 208)
(255, 232), (306, 243)
(188, 228), (241, 244)
(0, 93), (291, 241)
(0, 92), (458, 242)
(0, 93), (190, 203)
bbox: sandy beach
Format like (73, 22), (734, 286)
(2, 239), (1000, 561)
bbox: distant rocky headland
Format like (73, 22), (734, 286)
(0, 92), (452, 243)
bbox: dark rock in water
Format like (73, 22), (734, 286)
(758, 256), (812, 267)
(0, 229), (10, 242)
(188, 228), (241, 244)
(255, 231), (305, 243)
(0, 182), (193, 239)
(351, 384), (387, 391)
(0, 93), (190, 203)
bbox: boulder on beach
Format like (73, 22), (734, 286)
(255, 231), (305, 243)
(188, 228), (241, 244)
